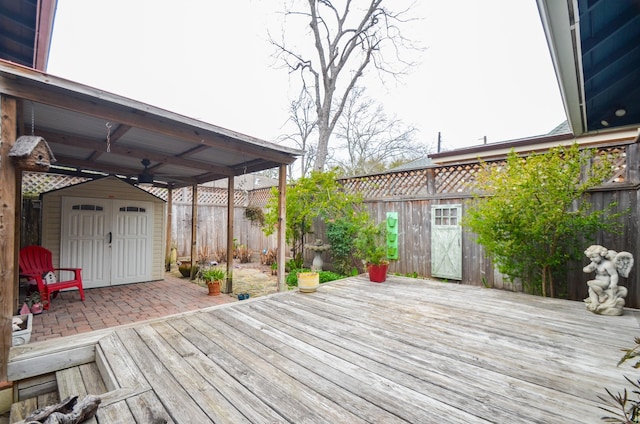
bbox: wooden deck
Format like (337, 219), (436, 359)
(9, 275), (640, 423)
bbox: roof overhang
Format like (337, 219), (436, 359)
(0, 60), (300, 188)
(537, 0), (640, 136)
(429, 126), (640, 165)
(0, 0), (57, 71)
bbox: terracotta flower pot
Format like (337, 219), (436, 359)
(207, 280), (221, 296)
(367, 263), (389, 283)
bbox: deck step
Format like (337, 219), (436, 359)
(9, 363), (107, 424)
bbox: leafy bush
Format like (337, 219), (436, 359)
(327, 217), (366, 275)
(463, 144), (625, 297)
(319, 271), (343, 283)
(263, 170), (366, 264)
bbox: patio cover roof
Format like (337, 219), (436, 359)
(0, 60), (300, 189)
(537, 0), (640, 136)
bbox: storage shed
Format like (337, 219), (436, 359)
(40, 176), (166, 289)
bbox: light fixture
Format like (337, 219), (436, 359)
(137, 158), (154, 186)
(601, 120), (609, 127)
(615, 108), (626, 117)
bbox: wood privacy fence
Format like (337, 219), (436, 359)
(21, 141), (640, 306)
(311, 142), (640, 307)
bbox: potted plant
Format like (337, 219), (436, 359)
(297, 270), (319, 293)
(12, 313), (33, 346)
(354, 221), (389, 283)
(201, 268), (225, 296)
(26, 292), (45, 314)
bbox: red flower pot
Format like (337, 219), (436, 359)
(367, 263), (389, 283)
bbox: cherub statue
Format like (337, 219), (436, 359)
(583, 244), (634, 316)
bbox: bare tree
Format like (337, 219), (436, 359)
(277, 89), (318, 180)
(329, 86), (428, 176)
(272, 0), (418, 172)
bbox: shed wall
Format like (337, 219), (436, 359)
(41, 177), (166, 281)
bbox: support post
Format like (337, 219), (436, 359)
(225, 176), (234, 293)
(165, 185), (173, 272)
(189, 184), (198, 280)
(0, 95), (18, 382)
(277, 165), (287, 292)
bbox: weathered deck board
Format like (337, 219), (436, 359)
(10, 275), (640, 423)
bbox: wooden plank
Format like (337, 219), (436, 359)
(126, 389), (174, 423)
(97, 333), (149, 390)
(133, 324), (249, 423)
(213, 306), (490, 424)
(8, 338), (98, 381)
(55, 367), (98, 424)
(152, 321), (284, 423)
(1, 94), (18, 383)
(16, 373), (56, 401)
(253, 296), (589, 422)
(114, 328), (213, 423)
(181, 312), (408, 423)
(95, 400), (135, 424)
(78, 363), (107, 395)
(170, 315), (366, 423)
(55, 367), (86, 399)
(94, 344), (118, 392)
(37, 391), (59, 409)
(9, 398), (36, 423)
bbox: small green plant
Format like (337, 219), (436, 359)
(245, 206), (265, 226)
(318, 271), (344, 283)
(600, 337), (640, 422)
(201, 268), (226, 283)
(354, 220), (388, 265)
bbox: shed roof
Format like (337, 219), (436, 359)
(0, 60), (300, 189)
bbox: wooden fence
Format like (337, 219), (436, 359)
(310, 141), (640, 308)
(21, 140), (640, 307)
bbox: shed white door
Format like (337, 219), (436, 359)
(431, 204), (462, 280)
(61, 197), (153, 288)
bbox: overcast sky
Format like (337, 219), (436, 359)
(47, 0), (567, 152)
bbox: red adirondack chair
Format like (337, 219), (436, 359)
(19, 246), (85, 310)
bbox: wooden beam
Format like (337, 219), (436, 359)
(38, 130), (235, 177)
(165, 186), (173, 272)
(87, 124), (131, 161)
(277, 165), (287, 292)
(225, 177), (234, 294)
(190, 185), (198, 280)
(0, 95), (18, 382)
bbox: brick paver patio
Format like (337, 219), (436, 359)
(26, 273), (236, 342)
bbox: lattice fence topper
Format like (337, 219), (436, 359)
(21, 144), (629, 203)
(595, 146), (627, 183)
(341, 169), (431, 198)
(22, 173), (89, 197)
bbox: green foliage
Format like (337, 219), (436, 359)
(463, 144), (625, 297)
(200, 268), (226, 282)
(286, 268), (309, 287)
(318, 271), (344, 283)
(354, 220), (388, 265)
(326, 216), (368, 275)
(599, 337), (640, 422)
(263, 169), (366, 262)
